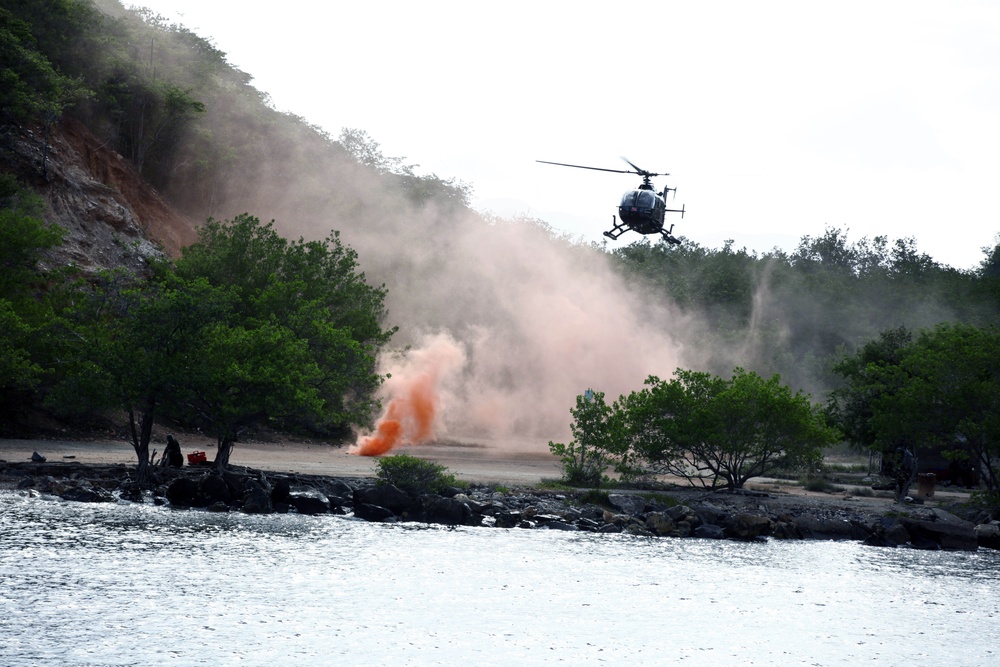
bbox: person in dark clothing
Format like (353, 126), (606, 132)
(164, 435), (184, 468)
(893, 446), (917, 502)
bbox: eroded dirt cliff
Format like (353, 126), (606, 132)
(2, 117), (198, 274)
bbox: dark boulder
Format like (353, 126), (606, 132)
(354, 503), (394, 522)
(792, 513), (857, 540)
(770, 521), (802, 540)
(288, 489), (331, 515)
(694, 524), (726, 539)
(325, 479), (355, 502)
(354, 484), (413, 515)
(694, 503), (729, 527)
(166, 477), (200, 507)
(645, 511), (676, 537)
(421, 495), (477, 526)
(199, 473), (231, 505)
(607, 493), (646, 515)
(542, 520), (579, 531)
(242, 480), (273, 514)
(495, 511), (522, 528)
(725, 513), (772, 540)
(118, 483), (143, 503)
(60, 485), (114, 503)
(900, 516), (978, 551)
(974, 523), (1000, 550)
(271, 478), (291, 504)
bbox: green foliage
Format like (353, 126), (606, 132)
(612, 227), (1000, 395)
(548, 390), (617, 487)
(801, 476), (840, 493)
(577, 489), (611, 507)
(969, 489), (1000, 517)
(825, 327), (913, 452)
(829, 323), (1000, 492)
(172, 214), (392, 464)
(175, 214), (394, 435)
(637, 369), (835, 489)
(0, 5), (90, 125)
(0, 175), (64, 400)
(47, 213), (393, 472)
(375, 453), (458, 496)
(556, 370), (835, 490)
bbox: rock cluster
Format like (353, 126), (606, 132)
(3, 461), (998, 552)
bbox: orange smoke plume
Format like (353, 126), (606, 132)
(350, 334), (465, 456)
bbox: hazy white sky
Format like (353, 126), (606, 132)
(135, 0), (1000, 270)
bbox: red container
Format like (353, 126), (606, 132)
(187, 451), (207, 464)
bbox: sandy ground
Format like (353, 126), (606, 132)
(0, 437), (973, 511)
(0, 437), (563, 486)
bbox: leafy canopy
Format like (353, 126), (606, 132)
(829, 323), (1000, 491)
(552, 369), (836, 489)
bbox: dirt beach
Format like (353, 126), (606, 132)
(0, 435), (974, 516)
(0, 437), (563, 486)
(0, 434), (969, 515)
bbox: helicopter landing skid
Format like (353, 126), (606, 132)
(603, 217), (682, 245)
(660, 230), (681, 245)
(603, 216), (630, 240)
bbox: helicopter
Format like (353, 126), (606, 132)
(536, 158), (685, 244)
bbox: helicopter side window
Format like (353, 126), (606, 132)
(620, 192), (637, 207)
(637, 190), (656, 208)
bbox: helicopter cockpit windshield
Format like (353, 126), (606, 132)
(621, 190), (658, 209)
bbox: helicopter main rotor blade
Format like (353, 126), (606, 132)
(621, 157), (668, 178)
(536, 160), (635, 175)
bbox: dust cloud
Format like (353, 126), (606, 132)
(340, 206), (691, 453)
(174, 125), (692, 452)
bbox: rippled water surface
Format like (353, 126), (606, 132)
(2, 491), (999, 666)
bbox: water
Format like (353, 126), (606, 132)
(2, 491), (999, 666)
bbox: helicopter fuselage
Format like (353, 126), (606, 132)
(618, 187), (666, 235)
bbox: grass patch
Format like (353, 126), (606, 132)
(800, 476), (843, 494)
(578, 489), (611, 507)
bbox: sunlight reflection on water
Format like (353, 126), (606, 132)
(2, 491), (999, 666)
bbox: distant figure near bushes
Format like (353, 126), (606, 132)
(164, 435), (183, 468)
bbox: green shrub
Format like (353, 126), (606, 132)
(970, 489), (1000, 518)
(375, 453), (458, 496)
(801, 476), (841, 493)
(578, 489), (611, 507)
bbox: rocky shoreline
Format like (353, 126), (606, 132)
(2, 459), (999, 553)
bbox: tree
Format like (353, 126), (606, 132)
(872, 324), (1000, 493)
(173, 214), (394, 468)
(825, 327), (913, 453)
(0, 6), (88, 127)
(50, 269), (232, 485)
(625, 369), (834, 489)
(0, 176), (64, 408)
(829, 323), (1000, 496)
(548, 390), (617, 487)
(553, 370), (834, 490)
